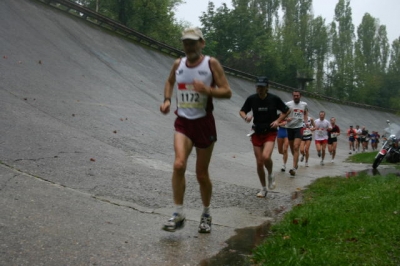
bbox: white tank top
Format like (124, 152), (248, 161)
(303, 118), (313, 136)
(285, 100), (308, 128)
(314, 119), (332, 140)
(175, 56), (214, 119)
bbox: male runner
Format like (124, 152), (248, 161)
(314, 111), (332, 165)
(240, 77), (290, 197)
(160, 27), (232, 233)
(285, 91), (308, 176)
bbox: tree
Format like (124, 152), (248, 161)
(200, 0), (281, 76)
(278, 0), (313, 87)
(354, 13), (389, 105)
(386, 37), (400, 109)
(200, 2), (234, 62)
(76, 0), (184, 47)
(308, 16), (329, 94)
(328, 0), (355, 100)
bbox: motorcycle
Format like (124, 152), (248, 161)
(372, 120), (400, 169)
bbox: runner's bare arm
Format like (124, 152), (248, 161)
(206, 57), (232, 99)
(160, 59), (180, 114)
(239, 111), (252, 123)
(271, 109), (290, 128)
(304, 109), (308, 125)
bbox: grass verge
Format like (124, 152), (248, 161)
(251, 173), (400, 265)
(345, 151), (377, 164)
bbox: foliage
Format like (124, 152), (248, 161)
(75, 0), (185, 48)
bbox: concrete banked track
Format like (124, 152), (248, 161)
(0, 0), (398, 265)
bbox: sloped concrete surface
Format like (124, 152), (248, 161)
(0, 0), (398, 265)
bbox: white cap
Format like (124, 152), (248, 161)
(181, 27), (204, 40)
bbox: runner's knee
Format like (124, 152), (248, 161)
(173, 159), (186, 174)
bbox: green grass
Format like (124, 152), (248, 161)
(252, 173), (400, 265)
(346, 151), (400, 168)
(346, 151), (377, 163)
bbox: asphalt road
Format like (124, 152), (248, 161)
(0, 0), (398, 265)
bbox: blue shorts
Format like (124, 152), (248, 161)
(277, 127), (287, 138)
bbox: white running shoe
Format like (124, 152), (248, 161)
(331, 159), (335, 163)
(198, 214), (212, 233)
(256, 189), (267, 198)
(305, 162), (309, 167)
(268, 174), (276, 190)
(162, 213), (186, 232)
(281, 165), (286, 172)
(320, 160), (324, 166)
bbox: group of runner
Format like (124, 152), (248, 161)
(347, 125), (380, 153)
(240, 87), (341, 198)
(275, 93), (340, 175)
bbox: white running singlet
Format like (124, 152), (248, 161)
(285, 100), (308, 129)
(314, 119), (332, 140)
(175, 56), (214, 119)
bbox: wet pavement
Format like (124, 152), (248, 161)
(346, 167), (400, 177)
(1, 0), (400, 265)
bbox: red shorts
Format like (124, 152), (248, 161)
(315, 139), (328, 145)
(174, 113), (216, 148)
(251, 131), (278, 147)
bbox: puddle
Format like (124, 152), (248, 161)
(345, 168), (400, 178)
(199, 222), (272, 266)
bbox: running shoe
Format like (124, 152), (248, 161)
(256, 189), (267, 198)
(198, 214), (212, 233)
(349, 151), (352, 154)
(268, 174), (276, 190)
(305, 162), (309, 167)
(317, 151), (321, 157)
(300, 155), (304, 162)
(289, 168), (296, 176)
(281, 165), (286, 172)
(331, 159), (335, 163)
(320, 160), (324, 166)
(162, 213), (185, 232)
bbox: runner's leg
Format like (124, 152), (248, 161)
(195, 143), (215, 208)
(172, 132), (193, 205)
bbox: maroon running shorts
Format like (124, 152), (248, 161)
(174, 113), (217, 148)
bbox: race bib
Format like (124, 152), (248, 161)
(177, 83), (207, 109)
(303, 129), (312, 136)
(292, 109), (304, 119)
(317, 130), (324, 138)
